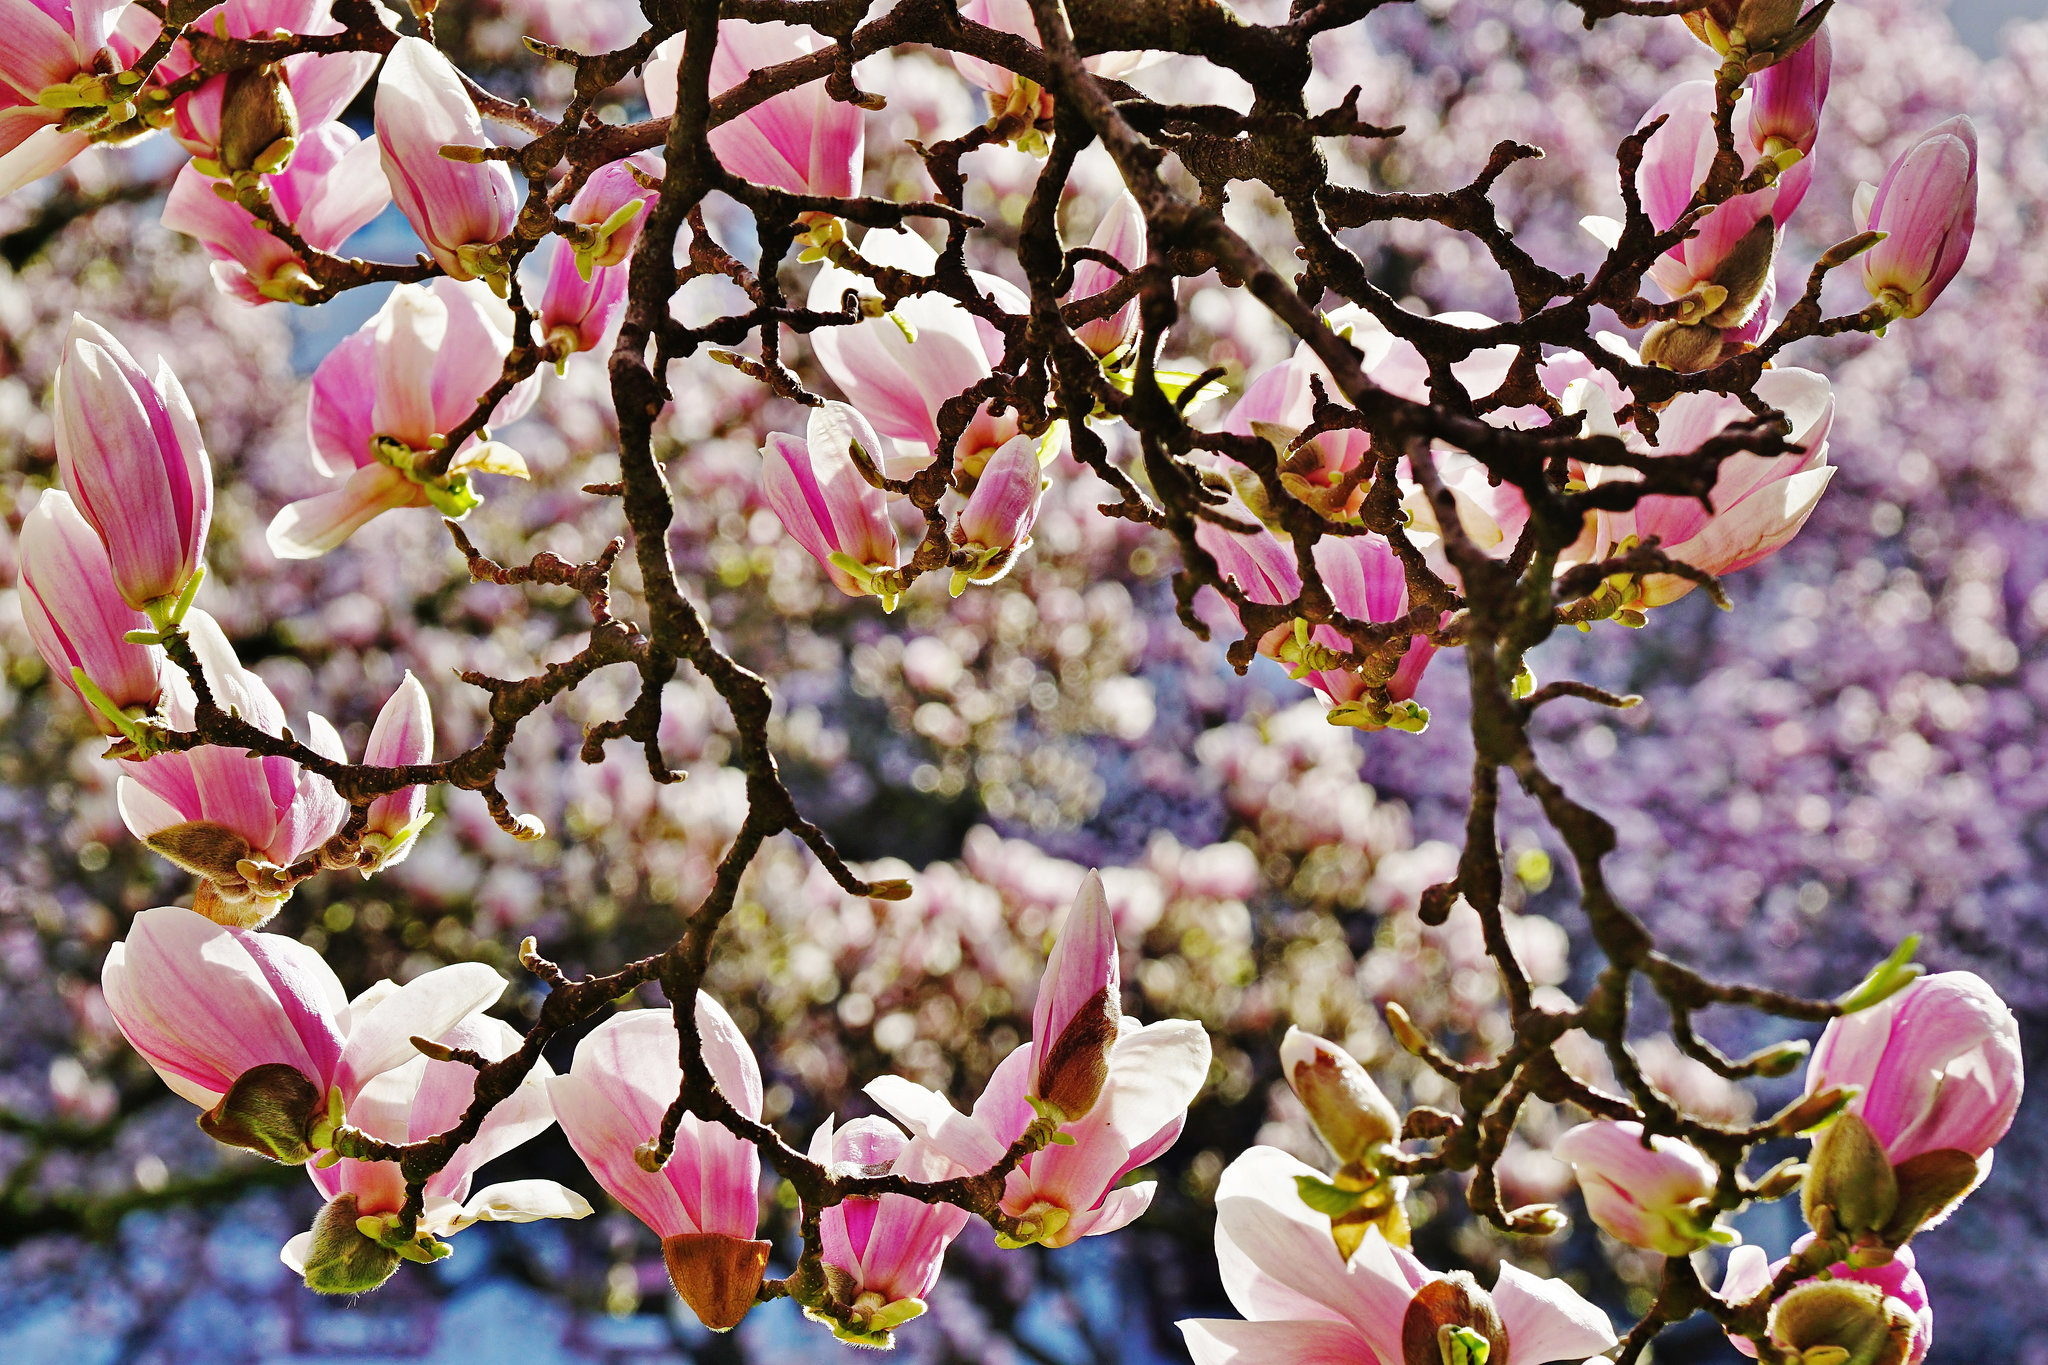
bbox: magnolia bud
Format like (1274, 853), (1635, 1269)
(1279, 1027), (1400, 1166)
(1803, 1111), (1898, 1238)
(217, 63), (298, 175)
(301, 1193), (403, 1295)
(1031, 871), (1122, 1123)
(197, 1062), (324, 1163)
(1856, 117), (1978, 322)
(1768, 1280), (1919, 1365)
(951, 434), (1044, 593)
(663, 1232), (773, 1331)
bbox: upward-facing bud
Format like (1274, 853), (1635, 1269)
(53, 316), (213, 613)
(1031, 871), (1122, 1124)
(1280, 1027), (1400, 1166)
(1856, 117), (1977, 321)
(362, 672), (433, 872)
(374, 37), (518, 285)
(1683, 0), (1812, 58)
(17, 490), (162, 734)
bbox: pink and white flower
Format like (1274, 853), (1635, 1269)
(361, 671), (432, 872)
(154, 0), (378, 170)
(1855, 117), (1978, 321)
(375, 36), (518, 283)
(760, 400), (902, 604)
(0, 0), (148, 199)
(1552, 1120), (1732, 1254)
(17, 488), (162, 733)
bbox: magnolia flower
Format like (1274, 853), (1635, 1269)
(948, 0), (1146, 132)
(547, 999), (770, 1331)
(53, 314), (213, 612)
(268, 278), (541, 558)
(560, 154), (660, 272)
(161, 121), (391, 305)
(539, 236), (629, 363)
(1748, 27), (1830, 168)
(1799, 971), (2020, 1245)
(807, 1115), (973, 1346)
(867, 1015), (1208, 1250)
(645, 21), (862, 200)
(1222, 304), (1391, 492)
(952, 432), (1044, 592)
(1296, 534), (1436, 732)
(155, 0), (378, 173)
(1179, 1146), (1617, 1365)
(1552, 1121), (1732, 1255)
(1579, 366), (1834, 607)
(0, 0), (148, 199)
(285, 1009), (588, 1294)
(17, 489), (162, 734)
(102, 904), (505, 1163)
(115, 610), (348, 924)
(1193, 508), (1301, 639)
(361, 672), (432, 873)
(1856, 117), (1978, 321)
(1722, 1236), (1933, 1365)
(375, 37), (518, 283)
(760, 401), (902, 605)
(1031, 869), (1122, 1121)
(1067, 190), (1145, 358)
(807, 227), (1027, 472)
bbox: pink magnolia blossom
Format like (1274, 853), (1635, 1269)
(1300, 533), (1437, 730)
(160, 121), (390, 306)
(807, 1114), (973, 1345)
(948, 0), (1147, 109)
(1179, 1146), (1617, 1365)
(1552, 1120), (1731, 1255)
(0, 0), (146, 198)
(547, 998), (769, 1330)
(1222, 305), (1391, 488)
(539, 236), (629, 362)
(760, 400), (902, 604)
(562, 153), (659, 272)
(115, 610), (348, 923)
(1855, 117), (1978, 321)
(102, 904), (505, 1158)
(1031, 868), (1122, 1120)
(1067, 189), (1145, 358)
(1581, 366), (1834, 607)
(951, 433), (1044, 591)
(1748, 27), (1830, 167)
(645, 20), (862, 199)
(17, 488), (162, 733)
(1805, 971), (2022, 1170)
(375, 36), (518, 282)
(867, 1015), (1209, 1249)
(807, 227), (1027, 471)
(1722, 1236), (1934, 1365)
(268, 278), (541, 558)
(361, 671), (432, 872)
(154, 0), (378, 169)
(285, 1009), (588, 1293)
(53, 314), (213, 611)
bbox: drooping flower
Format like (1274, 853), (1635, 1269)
(268, 278), (541, 558)
(1552, 1120), (1733, 1255)
(0, 0), (150, 199)
(53, 314), (213, 613)
(806, 226), (1028, 473)
(1720, 1244), (1925, 1365)
(374, 36), (519, 284)
(154, 0), (378, 174)
(1179, 1146), (1617, 1365)
(285, 1010), (588, 1294)
(1295, 534), (1436, 732)
(547, 999), (770, 1331)
(538, 235), (629, 365)
(645, 20), (863, 200)
(561, 154), (660, 272)
(759, 400), (902, 605)
(1855, 117), (1978, 322)
(16, 488), (162, 734)
(1067, 189), (1145, 359)
(807, 1115), (973, 1347)
(161, 121), (391, 305)
(102, 904), (506, 1164)
(1580, 366), (1834, 608)
(950, 432), (1045, 592)
(115, 610), (348, 924)
(360, 671), (433, 873)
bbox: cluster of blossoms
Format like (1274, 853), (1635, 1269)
(0, 0), (2026, 1356)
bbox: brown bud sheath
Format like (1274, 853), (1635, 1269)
(663, 1233), (772, 1331)
(217, 63), (299, 175)
(1035, 984), (1120, 1122)
(1401, 1275), (1509, 1365)
(1802, 1110), (1899, 1237)
(301, 1193), (402, 1295)
(197, 1062), (324, 1164)
(1768, 1280), (1918, 1365)
(1281, 1027), (1402, 1166)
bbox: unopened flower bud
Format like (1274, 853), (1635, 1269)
(1031, 871), (1122, 1123)
(362, 672), (433, 872)
(1554, 1120), (1733, 1254)
(1683, 0), (1809, 56)
(196, 1061), (325, 1163)
(217, 63), (298, 175)
(662, 1232), (773, 1331)
(1856, 117), (1977, 321)
(1802, 1111), (1898, 1238)
(1767, 1280), (1918, 1365)
(1749, 27), (1830, 164)
(1068, 190), (1145, 359)
(300, 1192), (403, 1294)
(760, 402), (903, 607)
(1279, 1026), (1401, 1166)
(375, 37), (518, 282)
(17, 490), (163, 735)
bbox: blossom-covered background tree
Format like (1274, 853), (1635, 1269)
(0, 0), (2041, 1361)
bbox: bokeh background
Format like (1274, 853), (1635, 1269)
(0, 0), (2043, 1360)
